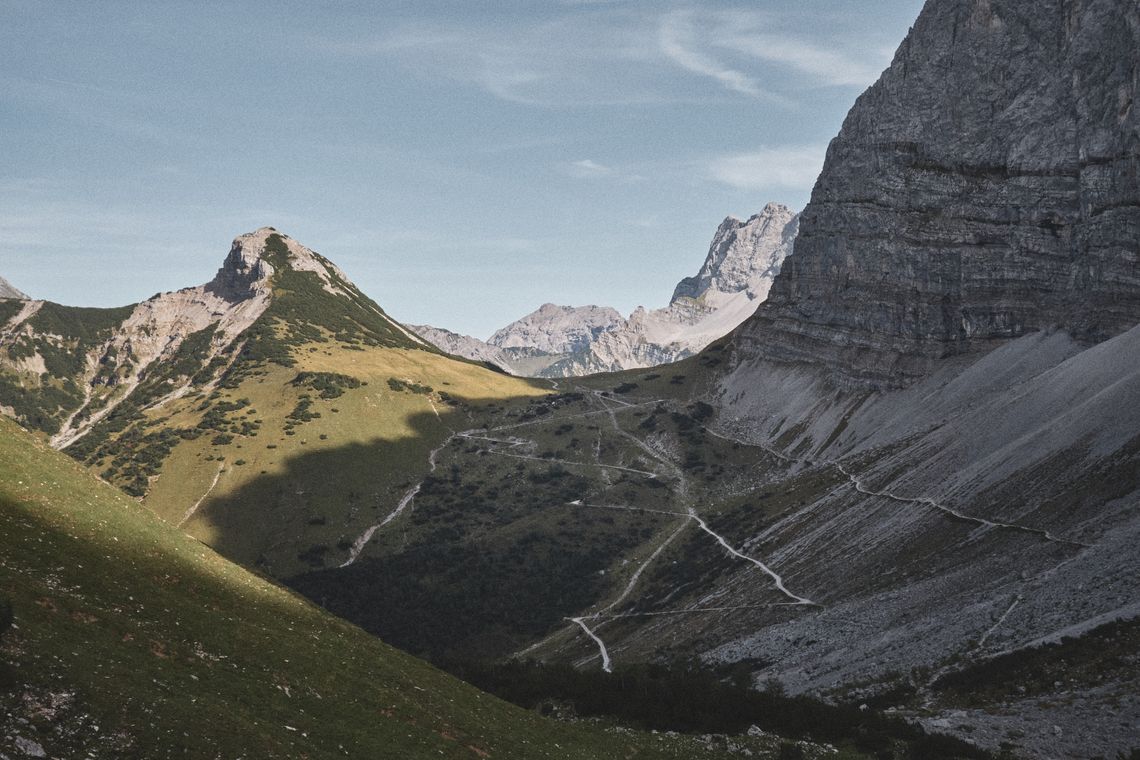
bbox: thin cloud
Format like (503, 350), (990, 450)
(657, 11), (770, 99)
(707, 145), (828, 191)
(310, 7), (898, 106)
(719, 34), (887, 88)
(560, 158), (647, 184)
(565, 159), (614, 178)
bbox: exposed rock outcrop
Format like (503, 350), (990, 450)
(673, 203), (797, 303)
(407, 324), (515, 368)
(735, 0), (1140, 387)
(0, 228), (428, 447)
(0, 276), (27, 300)
(488, 304), (625, 355)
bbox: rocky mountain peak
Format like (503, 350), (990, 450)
(488, 303), (624, 354)
(207, 227), (356, 303)
(0, 276), (28, 300)
(672, 203), (798, 303)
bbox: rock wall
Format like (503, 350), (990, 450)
(737, 0), (1140, 387)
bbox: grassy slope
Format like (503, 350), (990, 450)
(284, 351), (803, 664)
(140, 344), (550, 576)
(0, 415), (846, 759)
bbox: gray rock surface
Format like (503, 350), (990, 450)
(407, 324), (515, 368)
(0, 276), (27, 300)
(672, 203), (797, 303)
(738, 0), (1140, 387)
(488, 303), (624, 355)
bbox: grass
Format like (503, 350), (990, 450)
(0, 415), (868, 759)
(140, 344), (549, 576)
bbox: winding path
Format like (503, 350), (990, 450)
(178, 464), (224, 527)
(834, 462), (1091, 548)
(686, 509), (818, 606)
(339, 435), (452, 568)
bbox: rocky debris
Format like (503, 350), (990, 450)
(915, 677), (1140, 759)
(0, 277), (27, 300)
(12, 737), (45, 757)
(736, 0), (1140, 388)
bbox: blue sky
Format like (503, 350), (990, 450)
(1, 0), (924, 338)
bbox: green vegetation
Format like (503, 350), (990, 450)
(227, 233), (434, 377)
(932, 617), (1140, 706)
(0, 300), (23, 325)
(291, 371), (362, 399)
(446, 660), (991, 759)
(0, 416), (838, 759)
(388, 376), (434, 394)
(0, 374), (84, 435)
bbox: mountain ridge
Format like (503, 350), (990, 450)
(411, 202), (798, 377)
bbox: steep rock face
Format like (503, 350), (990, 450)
(673, 203), (797, 303)
(737, 0), (1140, 387)
(0, 276), (27, 300)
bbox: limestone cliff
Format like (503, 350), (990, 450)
(736, 0), (1140, 387)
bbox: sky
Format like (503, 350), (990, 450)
(0, 0), (925, 339)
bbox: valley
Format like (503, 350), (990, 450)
(1, 0), (1138, 757)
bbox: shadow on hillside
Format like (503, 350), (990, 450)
(192, 387), (666, 663)
(193, 393), (498, 570)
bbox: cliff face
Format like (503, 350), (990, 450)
(737, 0), (1140, 386)
(672, 203), (797, 304)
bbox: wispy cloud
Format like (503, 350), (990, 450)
(565, 158), (614, 178)
(707, 145), (828, 191)
(560, 158), (648, 184)
(311, 7), (895, 108)
(718, 33), (887, 88)
(657, 11), (772, 99)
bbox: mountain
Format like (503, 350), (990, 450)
(489, 303), (625, 354)
(551, 204), (798, 376)
(405, 323), (516, 368)
(410, 203), (798, 377)
(738, 0), (1140, 388)
(0, 227), (431, 447)
(295, 0), (1138, 755)
(0, 276), (26, 300)
(0, 228), (548, 579)
(0, 415), (820, 760)
(3, 0), (1138, 754)
(677, 0), (1140, 754)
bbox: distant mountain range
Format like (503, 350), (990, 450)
(409, 202), (798, 377)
